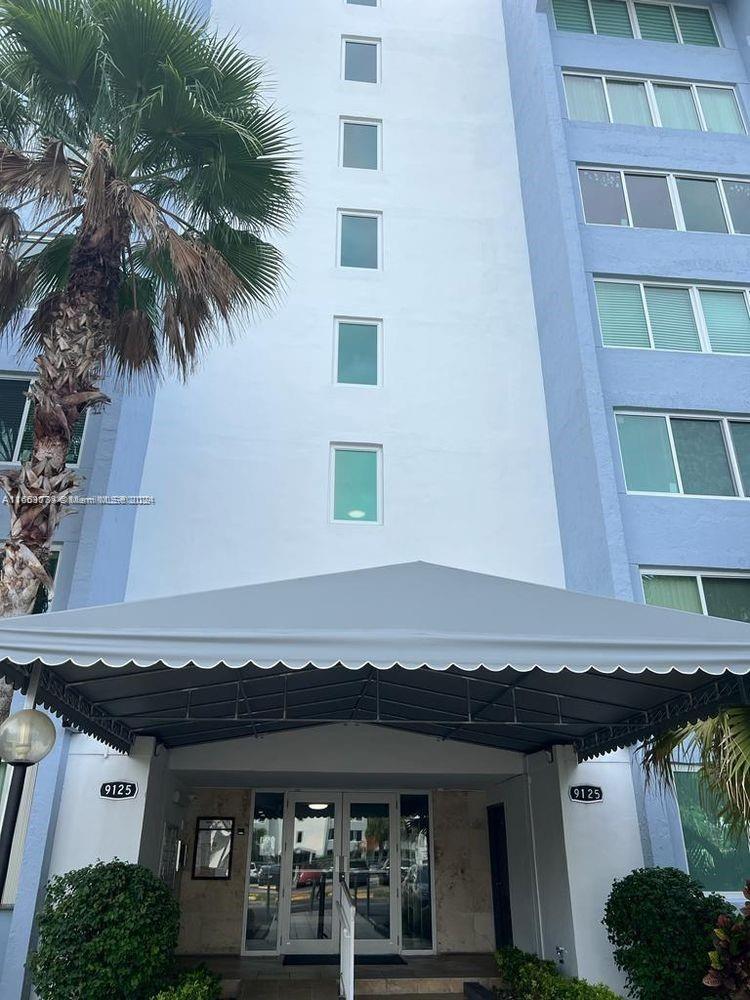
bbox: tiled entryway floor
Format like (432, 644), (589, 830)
(180, 953), (500, 999)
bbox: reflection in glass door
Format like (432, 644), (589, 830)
(343, 794), (398, 954)
(281, 797), (338, 953)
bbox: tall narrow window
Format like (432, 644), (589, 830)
(670, 419), (736, 496)
(564, 76), (609, 123)
(607, 80), (652, 126)
(595, 281), (650, 348)
(634, 2), (678, 41)
(731, 422), (750, 496)
(700, 290), (750, 354)
(400, 794), (433, 950)
(697, 88), (745, 134)
(579, 170), (629, 225)
(344, 39), (379, 83)
(340, 213), (379, 269)
(677, 178), (727, 233)
(625, 173), (676, 229)
(246, 792), (284, 951)
(675, 771), (750, 892)
(674, 5), (719, 46)
(336, 320), (379, 385)
(724, 181), (750, 235)
(333, 446), (380, 522)
(342, 120), (379, 170)
(644, 286), (701, 351)
(616, 414), (679, 493)
(654, 84), (700, 130)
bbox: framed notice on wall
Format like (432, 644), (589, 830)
(192, 817), (235, 880)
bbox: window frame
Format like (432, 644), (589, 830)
(330, 442), (383, 525)
(339, 117), (382, 170)
(333, 316), (383, 388)
(337, 209), (383, 270)
(578, 165), (750, 235)
(0, 372), (88, 469)
(341, 35), (381, 85)
(345, 0), (380, 7)
(594, 277), (750, 356)
(552, 0), (720, 47)
(640, 567), (750, 616)
(615, 409), (750, 500)
(564, 72), (745, 134)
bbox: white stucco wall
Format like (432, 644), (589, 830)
(125, 0), (563, 600)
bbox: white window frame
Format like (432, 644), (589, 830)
(564, 72), (746, 135)
(594, 277), (750, 356)
(0, 373), (87, 470)
(333, 316), (383, 387)
(330, 443), (383, 525)
(337, 209), (383, 270)
(339, 117), (383, 170)
(640, 567), (750, 613)
(345, 0), (380, 7)
(578, 165), (750, 235)
(341, 36), (381, 84)
(615, 409), (750, 500)
(553, 1), (720, 47)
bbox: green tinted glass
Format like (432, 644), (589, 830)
(635, 3), (678, 41)
(729, 422), (750, 495)
(675, 770), (750, 892)
(565, 76), (609, 122)
(334, 449), (378, 522)
(616, 414), (678, 492)
(703, 578), (750, 623)
(337, 323), (378, 385)
(674, 6), (719, 46)
(700, 290), (750, 354)
(595, 281), (650, 347)
(677, 178), (727, 233)
(340, 215), (378, 268)
(591, 0), (633, 36)
(724, 181), (750, 235)
(697, 88), (744, 134)
(552, 0), (594, 32)
(644, 286), (701, 351)
(654, 85), (700, 130)
(607, 80), (652, 126)
(0, 378), (29, 462)
(642, 574), (702, 612)
(671, 418), (735, 496)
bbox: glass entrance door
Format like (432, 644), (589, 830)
(279, 793), (399, 955)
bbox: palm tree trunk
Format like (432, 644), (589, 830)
(0, 139), (127, 721)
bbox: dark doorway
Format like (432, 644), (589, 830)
(487, 803), (513, 949)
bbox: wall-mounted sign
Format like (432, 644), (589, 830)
(100, 781), (138, 800)
(569, 784), (603, 804)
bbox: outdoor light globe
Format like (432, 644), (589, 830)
(0, 709), (56, 765)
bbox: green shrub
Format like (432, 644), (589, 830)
(152, 967), (222, 1000)
(28, 860), (180, 1000)
(704, 880), (750, 997)
(495, 946), (621, 1000)
(603, 866), (733, 1000)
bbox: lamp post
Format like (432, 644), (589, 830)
(0, 707), (56, 899)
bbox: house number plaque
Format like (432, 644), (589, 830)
(100, 781), (138, 800)
(569, 784), (603, 804)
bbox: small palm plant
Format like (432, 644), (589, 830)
(0, 0), (295, 629)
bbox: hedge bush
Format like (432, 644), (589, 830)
(28, 860), (180, 1000)
(151, 967), (222, 1000)
(603, 867), (734, 1000)
(496, 946), (622, 1000)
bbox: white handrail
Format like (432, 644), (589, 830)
(338, 876), (356, 1000)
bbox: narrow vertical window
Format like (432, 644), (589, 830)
(674, 6), (719, 46)
(607, 80), (652, 126)
(342, 120), (380, 170)
(0, 377), (31, 462)
(697, 88), (745, 134)
(594, 281), (650, 348)
(333, 446), (380, 522)
(336, 320), (379, 385)
(670, 419), (736, 496)
(700, 290), (750, 354)
(246, 792), (284, 951)
(579, 169), (629, 226)
(564, 76), (609, 123)
(730, 422), (750, 496)
(616, 414), (679, 493)
(644, 286), (701, 351)
(624, 173), (676, 229)
(344, 39), (379, 83)
(340, 213), (379, 269)
(723, 181), (750, 235)
(400, 794), (433, 949)
(676, 178), (728, 233)
(653, 84), (701, 131)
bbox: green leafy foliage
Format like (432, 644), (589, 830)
(495, 947), (622, 1000)
(151, 966), (222, 1000)
(704, 880), (750, 998)
(28, 860), (180, 1000)
(603, 867), (734, 1000)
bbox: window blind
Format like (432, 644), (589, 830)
(697, 88), (744, 134)
(644, 286), (701, 351)
(0, 378), (29, 463)
(642, 574), (702, 612)
(595, 281), (650, 347)
(634, 2), (679, 41)
(675, 5), (719, 46)
(564, 75), (609, 122)
(552, 0), (594, 32)
(700, 290), (750, 354)
(590, 0), (633, 36)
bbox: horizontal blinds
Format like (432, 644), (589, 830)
(697, 87), (745, 134)
(634, 2), (679, 41)
(642, 574), (702, 613)
(0, 378), (29, 463)
(564, 75), (609, 122)
(552, 0), (594, 32)
(700, 289), (750, 354)
(591, 0), (633, 36)
(675, 5), (719, 46)
(644, 286), (701, 351)
(595, 281), (650, 347)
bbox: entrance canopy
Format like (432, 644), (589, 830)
(0, 562), (748, 758)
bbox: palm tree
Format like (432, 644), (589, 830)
(0, 0), (294, 632)
(641, 710), (750, 839)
